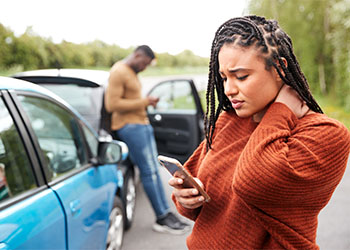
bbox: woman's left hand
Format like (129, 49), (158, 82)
(275, 84), (312, 118)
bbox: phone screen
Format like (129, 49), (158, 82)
(158, 159), (181, 175)
(158, 155), (211, 202)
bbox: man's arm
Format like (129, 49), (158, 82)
(105, 70), (149, 113)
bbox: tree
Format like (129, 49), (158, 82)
(0, 24), (16, 69)
(247, 0), (335, 95)
(329, 0), (350, 109)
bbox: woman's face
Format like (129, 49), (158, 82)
(218, 43), (283, 122)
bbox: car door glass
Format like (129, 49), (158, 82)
(0, 98), (36, 203)
(147, 80), (196, 113)
(18, 96), (89, 181)
(81, 124), (98, 157)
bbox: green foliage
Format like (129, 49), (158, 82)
(247, 0), (350, 109)
(0, 24), (208, 73)
(0, 24), (15, 68)
(315, 94), (350, 129)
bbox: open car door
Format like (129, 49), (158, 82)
(147, 79), (204, 164)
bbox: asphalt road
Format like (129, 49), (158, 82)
(317, 157), (350, 249)
(122, 166), (193, 250)
(122, 157), (350, 250)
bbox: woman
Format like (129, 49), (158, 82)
(169, 15), (350, 249)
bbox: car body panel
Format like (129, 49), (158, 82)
(51, 165), (120, 249)
(0, 188), (66, 250)
(0, 76), (125, 249)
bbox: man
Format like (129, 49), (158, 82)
(105, 45), (189, 234)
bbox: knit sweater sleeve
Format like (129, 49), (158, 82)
(233, 102), (350, 249)
(105, 66), (148, 113)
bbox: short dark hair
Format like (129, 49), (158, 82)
(135, 45), (155, 59)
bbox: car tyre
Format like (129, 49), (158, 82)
(106, 196), (125, 250)
(122, 168), (136, 230)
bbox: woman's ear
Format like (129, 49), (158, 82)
(280, 57), (288, 69)
(275, 57), (287, 81)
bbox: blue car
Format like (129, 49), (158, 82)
(12, 68), (206, 231)
(0, 76), (127, 250)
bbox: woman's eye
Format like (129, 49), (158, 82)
(237, 75), (248, 80)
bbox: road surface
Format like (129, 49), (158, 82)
(122, 166), (192, 250)
(317, 156), (350, 249)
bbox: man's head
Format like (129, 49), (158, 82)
(127, 45), (155, 73)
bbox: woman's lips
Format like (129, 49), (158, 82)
(231, 100), (244, 109)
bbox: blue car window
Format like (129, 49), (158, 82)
(81, 124), (98, 157)
(0, 98), (36, 203)
(18, 96), (89, 181)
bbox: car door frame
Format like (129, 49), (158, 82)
(0, 89), (67, 250)
(9, 90), (120, 249)
(1, 90), (46, 188)
(147, 78), (204, 164)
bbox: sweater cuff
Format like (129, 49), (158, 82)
(171, 194), (200, 221)
(260, 102), (298, 130)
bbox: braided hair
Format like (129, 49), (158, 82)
(205, 15), (323, 150)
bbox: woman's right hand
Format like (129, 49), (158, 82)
(168, 173), (206, 209)
(275, 84), (312, 118)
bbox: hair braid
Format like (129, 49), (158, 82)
(204, 15), (323, 150)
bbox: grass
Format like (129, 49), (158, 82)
(315, 95), (350, 129)
(0, 65), (25, 77)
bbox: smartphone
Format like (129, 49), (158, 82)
(158, 155), (211, 202)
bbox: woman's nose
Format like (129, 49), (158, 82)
(224, 78), (238, 97)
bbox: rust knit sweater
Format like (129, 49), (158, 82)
(173, 102), (350, 249)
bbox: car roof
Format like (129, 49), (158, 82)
(0, 76), (84, 118)
(0, 76), (57, 95)
(12, 68), (110, 87)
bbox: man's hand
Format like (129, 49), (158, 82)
(147, 96), (159, 108)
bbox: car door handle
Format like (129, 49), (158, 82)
(70, 199), (81, 217)
(154, 114), (162, 122)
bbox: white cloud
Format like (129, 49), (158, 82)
(0, 0), (248, 57)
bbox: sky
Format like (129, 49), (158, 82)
(0, 0), (249, 57)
